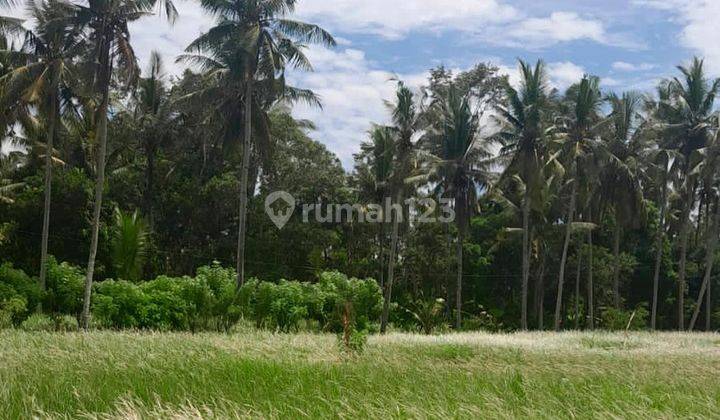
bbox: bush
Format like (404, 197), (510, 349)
(0, 262), (41, 323)
(20, 314), (55, 332)
(238, 272), (383, 333)
(316, 271), (383, 333)
(44, 257), (84, 316)
(54, 315), (79, 332)
(600, 305), (649, 330)
(405, 298), (446, 334)
(92, 280), (147, 329)
(462, 305), (504, 332)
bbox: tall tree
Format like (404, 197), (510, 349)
(419, 86), (494, 329)
(553, 76), (604, 331)
(0, 0), (83, 298)
(184, 0), (335, 288)
(661, 58), (719, 330)
(496, 59), (550, 329)
(74, 0), (178, 329)
(603, 92), (645, 308)
(380, 82), (419, 333)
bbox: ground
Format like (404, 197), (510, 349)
(1, 329), (719, 418)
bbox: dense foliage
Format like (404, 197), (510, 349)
(2, 0), (720, 333)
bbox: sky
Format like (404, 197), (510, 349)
(3, 0), (720, 168)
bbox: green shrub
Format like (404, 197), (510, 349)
(20, 314), (55, 332)
(600, 305), (649, 330)
(54, 315), (79, 332)
(405, 298), (446, 334)
(44, 257), (84, 316)
(462, 306), (504, 332)
(92, 280), (147, 329)
(316, 271), (383, 333)
(0, 263), (41, 323)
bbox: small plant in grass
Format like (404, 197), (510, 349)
(600, 305), (648, 330)
(54, 315), (79, 332)
(405, 298), (446, 334)
(19, 314), (55, 332)
(337, 300), (368, 354)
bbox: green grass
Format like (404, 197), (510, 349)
(1, 330), (719, 418)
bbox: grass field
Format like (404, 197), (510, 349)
(1, 330), (719, 418)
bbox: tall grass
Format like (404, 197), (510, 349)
(1, 330), (719, 418)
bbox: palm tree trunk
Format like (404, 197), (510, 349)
(574, 238), (582, 329)
(689, 199), (720, 331)
(612, 221), (621, 308)
(236, 79), (253, 288)
(537, 253), (545, 330)
(456, 229), (463, 329)
(82, 52), (112, 330)
(706, 272), (712, 331)
(651, 175), (667, 330)
(380, 190), (402, 333)
(521, 189), (530, 330)
(586, 207), (594, 330)
(143, 141), (156, 229)
(378, 219), (385, 291)
(38, 89), (58, 303)
(445, 224), (452, 319)
(677, 181), (697, 331)
(554, 179), (577, 331)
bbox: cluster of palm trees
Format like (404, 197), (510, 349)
(359, 57), (720, 331)
(0, 0), (333, 329)
(3, 0), (720, 332)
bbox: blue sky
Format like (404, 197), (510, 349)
(3, 0), (720, 167)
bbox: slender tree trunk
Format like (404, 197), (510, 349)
(537, 252), (545, 330)
(236, 79), (253, 288)
(380, 190), (402, 333)
(651, 175), (668, 330)
(689, 200), (720, 331)
(82, 52), (112, 330)
(38, 89), (58, 303)
(677, 181), (696, 331)
(554, 180), (577, 331)
(706, 271), (712, 331)
(586, 207), (594, 330)
(378, 221), (385, 291)
(445, 225), (452, 319)
(574, 238), (583, 329)
(143, 141), (155, 229)
(521, 189), (530, 330)
(456, 229), (463, 329)
(612, 221), (621, 308)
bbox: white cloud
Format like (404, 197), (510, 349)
(547, 61), (586, 91)
(295, 0), (519, 40)
(637, 0), (720, 75)
(512, 12), (604, 44)
(289, 47), (428, 169)
(611, 61), (656, 72)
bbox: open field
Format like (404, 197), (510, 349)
(1, 330), (720, 418)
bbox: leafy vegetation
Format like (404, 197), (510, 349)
(1, 0), (720, 335)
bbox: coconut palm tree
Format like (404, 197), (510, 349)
(356, 125), (395, 290)
(380, 82), (420, 333)
(73, 0), (178, 329)
(552, 75), (604, 331)
(183, 0), (335, 288)
(660, 57), (719, 330)
(0, 0), (83, 297)
(602, 92), (646, 308)
(417, 86), (494, 329)
(495, 59), (550, 329)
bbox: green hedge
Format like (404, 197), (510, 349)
(0, 260), (382, 333)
